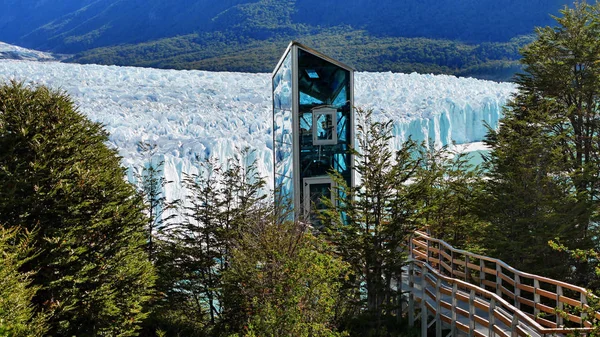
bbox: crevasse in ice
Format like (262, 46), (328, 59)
(0, 60), (516, 202)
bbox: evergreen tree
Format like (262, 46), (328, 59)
(415, 146), (487, 252)
(482, 1), (600, 281)
(0, 226), (47, 337)
(134, 142), (177, 262)
(0, 81), (155, 336)
(321, 108), (421, 335)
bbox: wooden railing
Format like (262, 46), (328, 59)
(407, 230), (599, 336)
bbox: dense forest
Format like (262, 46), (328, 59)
(69, 29), (529, 81)
(0, 0), (570, 80)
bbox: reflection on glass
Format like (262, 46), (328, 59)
(315, 113), (334, 141)
(273, 52), (292, 110)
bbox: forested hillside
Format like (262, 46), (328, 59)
(0, 0), (572, 80)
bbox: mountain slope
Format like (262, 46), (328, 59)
(2, 0), (570, 53)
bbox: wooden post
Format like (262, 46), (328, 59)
(488, 298), (496, 337)
(435, 277), (442, 337)
(426, 239), (431, 265)
(465, 255), (470, 283)
(409, 263), (415, 327)
(514, 274), (520, 310)
(510, 315), (518, 337)
(556, 285), (563, 327)
(469, 289), (476, 337)
(421, 264), (428, 337)
(450, 250), (455, 278)
(495, 263), (502, 297)
(533, 279), (540, 316)
(480, 259), (486, 290)
(581, 291), (588, 326)
(451, 283), (457, 336)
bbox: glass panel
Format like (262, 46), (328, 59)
(275, 142), (293, 177)
(274, 109), (283, 143)
(332, 86), (347, 108)
(298, 49), (349, 107)
(282, 109), (293, 144)
(337, 112), (347, 142)
(276, 174), (294, 199)
(315, 113), (334, 142)
(309, 183), (331, 210)
(300, 91), (323, 105)
(273, 52), (292, 110)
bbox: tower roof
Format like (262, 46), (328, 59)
(272, 41), (356, 78)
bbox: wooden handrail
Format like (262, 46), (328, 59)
(408, 259), (594, 336)
(408, 230), (597, 334)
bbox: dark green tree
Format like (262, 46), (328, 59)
(0, 81), (155, 336)
(321, 108), (421, 335)
(134, 142), (177, 262)
(415, 146), (487, 252)
(0, 226), (47, 337)
(482, 1), (600, 281)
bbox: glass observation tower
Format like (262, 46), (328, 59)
(272, 41), (354, 222)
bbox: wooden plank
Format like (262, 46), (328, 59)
(424, 287), (436, 301)
(440, 300), (451, 311)
(453, 258), (466, 267)
(412, 240), (427, 249)
(439, 286), (451, 296)
(517, 296), (535, 308)
(474, 330), (486, 337)
(440, 261), (452, 273)
(481, 279), (496, 289)
(493, 325), (510, 337)
(455, 306), (469, 318)
(428, 246), (440, 254)
(516, 283), (534, 293)
(472, 299), (489, 311)
(535, 302), (556, 315)
(536, 287), (557, 300)
(440, 250), (451, 261)
(412, 250), (426, 259)
(494, 310), (512, 326)
(424, 301), (436, 314)
(516, 325), (530, 337)
(428, 257), (440, 264)
(455, 320), (470, 334)
(535, 315), (557, 328)
(559, 295), (582, 308)
(440, 314), (452, 325)
(499, 272), (515, 285)
(467, 262), (480, 270)
(453, 270), (466, 279)
(500, 285), (515, 299)
(483, 266), (496, 275)
(567, 312), (582, 324)
(473, 314), (489, 327)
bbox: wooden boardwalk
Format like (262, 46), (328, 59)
(401, 231), (598, 336)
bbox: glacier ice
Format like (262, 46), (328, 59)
(0, 60), (516, 202)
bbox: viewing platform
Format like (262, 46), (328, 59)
(402, 231), (598, 336)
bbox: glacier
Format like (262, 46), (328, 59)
(0, 59), (516, 201)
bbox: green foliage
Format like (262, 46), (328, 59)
(320, 108), (421, 335)
(68, 29), (529, 81)
(0, 81), (155, 336)
(134, 142), (178, 262)
(414, 146), (487, 252)
(481, 1), (600, 282)
(0, 226), (47, 337)
(222, 219), (349, 337)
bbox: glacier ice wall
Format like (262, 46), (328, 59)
(0, 60), (515, 199)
